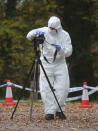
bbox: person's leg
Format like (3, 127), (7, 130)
(54, 63), (69, 117)
(39, 67), (56, 120)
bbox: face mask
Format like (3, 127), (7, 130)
(48, 28), (57, 35)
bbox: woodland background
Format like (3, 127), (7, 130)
(0, 0), (98, 100)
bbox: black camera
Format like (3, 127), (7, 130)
(34, 34), (45, 44)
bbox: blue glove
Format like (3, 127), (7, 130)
(36, 30), (44, 35)
(54, 44), (61, 51)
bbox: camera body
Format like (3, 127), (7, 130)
(34, 34), (45, 44)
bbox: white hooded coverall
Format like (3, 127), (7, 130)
(26, 16), (72, 115)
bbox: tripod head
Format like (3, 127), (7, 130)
(33, 34), (45, 53)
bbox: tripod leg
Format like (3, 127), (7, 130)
(30, 59), (38, 121)
(30, 87), (34, 121)
(39, 60), (66, 119)
(11, 60), (35, 119)
(35, 60), (38, 92)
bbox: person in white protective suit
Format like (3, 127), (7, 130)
(26, 16), (72, 120)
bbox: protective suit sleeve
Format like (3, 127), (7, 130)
(26, 29), (36, 41)
(26, 27), (46, 41)
(60, 32), (72, 57)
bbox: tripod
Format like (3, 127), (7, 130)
(11, 38), (65, 120)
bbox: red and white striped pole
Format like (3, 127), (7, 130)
(79, 82), (92, 108)
(2, 80), (16, 106)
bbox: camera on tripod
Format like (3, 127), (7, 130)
(34, 34), (45, 44)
